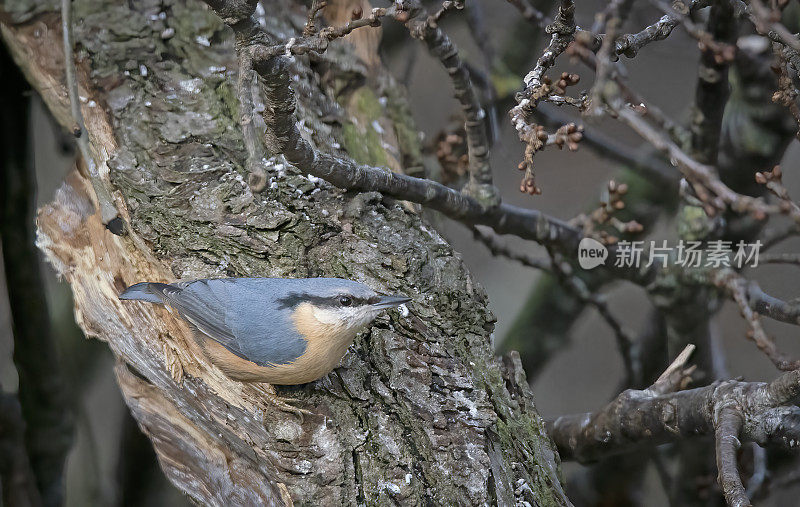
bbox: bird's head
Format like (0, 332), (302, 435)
(277, 279), (411, 334)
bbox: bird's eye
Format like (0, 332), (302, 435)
(339, 296), (352, 307)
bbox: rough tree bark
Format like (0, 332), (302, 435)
(0, 0), (569, 504)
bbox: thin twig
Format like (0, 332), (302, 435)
(504, 0), (549, 29)
(402, 0), (498, 206)
(507, 0), (713, 59)
(549, 250), (636, 385)
(748, 0), (800, 54)
(648, 343), (696, 395)
(472, 226), (637, 384)
(649, 0), (733, 58)
(470, 226), (551, 271)
(236, 54), (267, 191)
(303, 0), (328, 36)
(759, 252), (800, 265)
(507, 0), (577, 195)
(566, 40), (691, 147)
(512, 0), (575, 110)
(250, 5), (396, 61)
(587, 0), (634, 117)
(532, 104), (678, 186)
(610, 98), (786, 221)
(756, 166), (800, 216)
(430, 0), (463, 25)
(61, 0), (120, 228)
(716, 271), (800, 371)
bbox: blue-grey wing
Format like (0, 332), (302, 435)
(168, 278), (306, 366)
(157, 280), (246, 358)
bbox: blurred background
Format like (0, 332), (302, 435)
(2, 0), (800, 505)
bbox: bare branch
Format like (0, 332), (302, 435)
(587, 0), (634, 117)
(249, 5), (395, 60)
(507, 0), (577, 195)
(549, 360), (800, 505)
(207, 1), (589, 254)
(531, 104), (678, 186)
(249, 1), (500, 206)
(471, 226), (551, 271)
(566, 40), (691, 147)
(748, 0), (800, 54)
(504, 0), (549, 29)
(715, 406), (749, 507)
(612, 13), (681, 58)
(402, 1), (498, 206)
(60, 0), (120, 229)
(648, 343), (696, 395)
(609, 99), (785, 221)
(689, 0), (736, 165)
(303, 0), (328, 36)
(756, 165), (800, 215)
(430, 0), (463, 25)
(759, 252), (800, 265)
(650, 0), (734, 59)
(746, 281), (800, 327)
(517, 0), (575, 99)
(508, 0), (714, 59)
(259, 57), (576, 243)
(472, 226), (637, 384)
(718, 271), (800, 371)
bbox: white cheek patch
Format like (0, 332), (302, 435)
(311, 306), (380, 329)
(354, 307), (382, 328)
(312, 306), (344, 325)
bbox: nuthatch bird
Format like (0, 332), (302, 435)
(119, 278), (410, 385)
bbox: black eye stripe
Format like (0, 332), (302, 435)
(275, 292), (370, 309)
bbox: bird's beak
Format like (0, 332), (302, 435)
(372, 295), (411, 309)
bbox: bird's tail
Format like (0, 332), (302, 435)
(119, 282), (175, 304)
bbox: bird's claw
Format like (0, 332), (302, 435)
(264, 390), (315, 421)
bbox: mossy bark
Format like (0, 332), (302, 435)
(0, 0), (570, 504)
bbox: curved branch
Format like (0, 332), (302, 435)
(253, 42), (583, 247)
(403, 1), (498, 205)
(746, 281), (800, 326)
(715, 406), (748, 507)
(549, 361), (800, 506)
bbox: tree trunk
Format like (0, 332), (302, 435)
(0, 0), (569, 504)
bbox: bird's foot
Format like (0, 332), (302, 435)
(262, 388), (314, 421)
